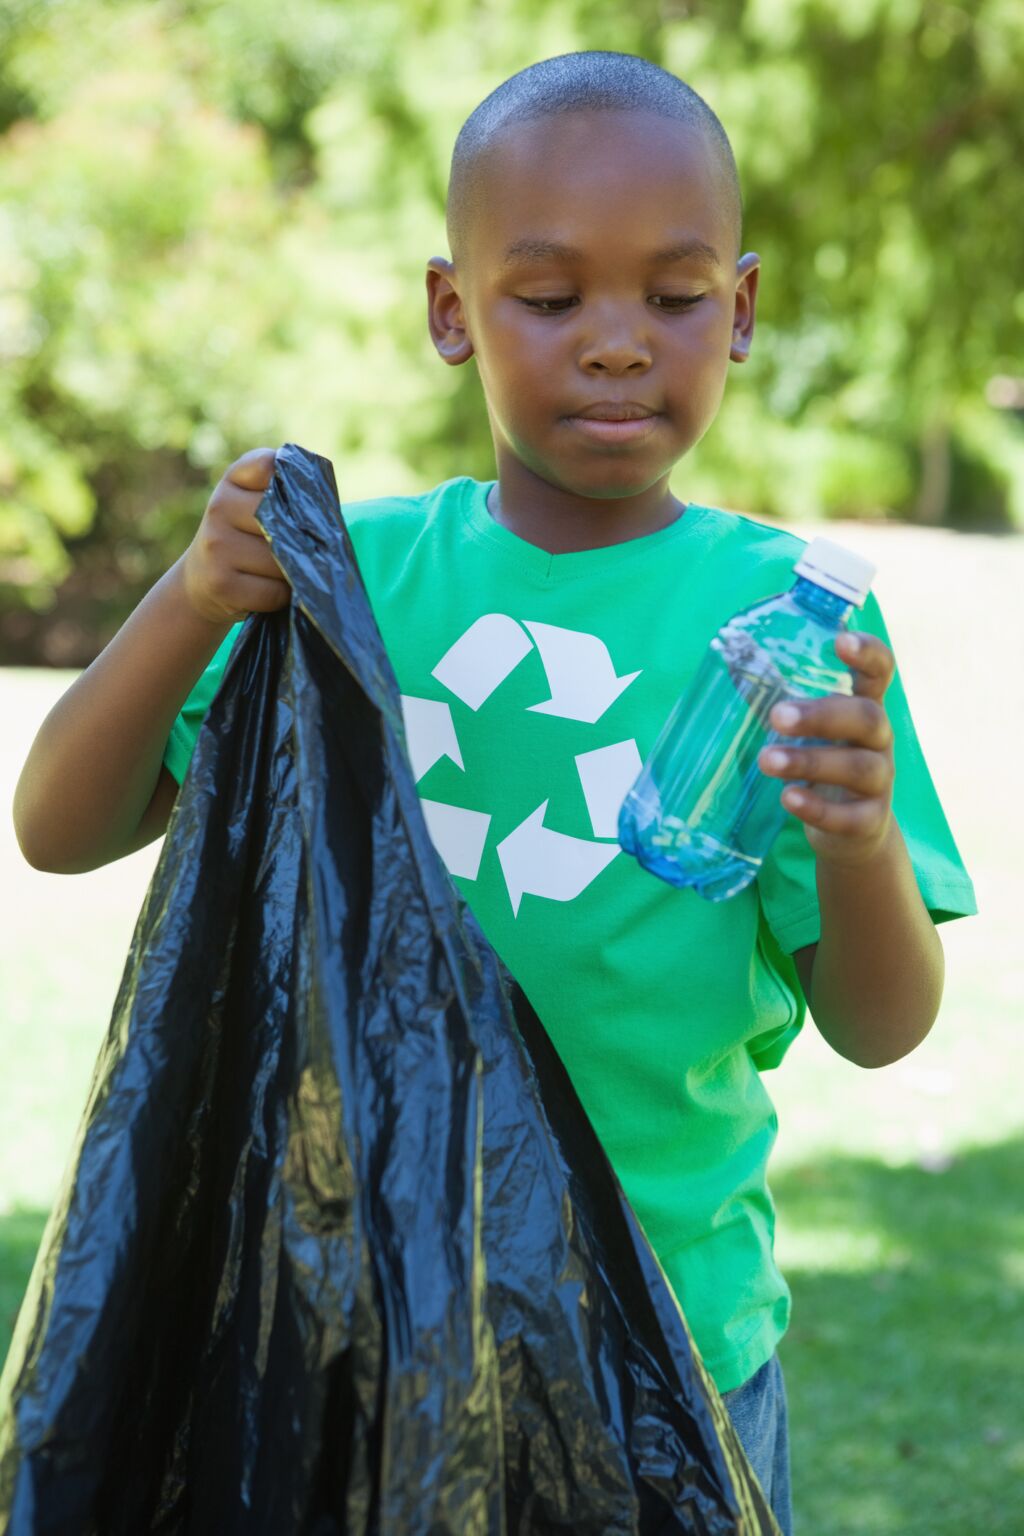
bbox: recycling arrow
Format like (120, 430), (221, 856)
(496, 800), (620, 916)
(400, 695), (465, 783)
(574, 738), (643, 839)
(420, 799), (491, 882)
(431, 613), (533, 710)
(523, 621), (640, 724)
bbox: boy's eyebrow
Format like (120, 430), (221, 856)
(498, 237), (722, 270)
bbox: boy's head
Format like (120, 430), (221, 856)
(427, 51), (759, 509)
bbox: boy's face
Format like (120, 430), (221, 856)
(427, 110), (759, 505)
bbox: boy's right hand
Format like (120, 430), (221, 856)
(180, 447), (291, 625)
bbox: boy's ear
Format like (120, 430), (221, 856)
(426, 258), (474, 365)
(729, 253), (760, 364)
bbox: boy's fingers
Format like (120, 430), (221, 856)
(196, 541), (290, 619)
(770, 694), (893, 752)
(197, 503), (288, 582)
(759, 743), (890, 797)
(780, 785), (890, 841)
(224, 446), (278, 493)
(215, 481), (277, 536)
(227, 528), (288, 582)
(835, 631), (895, 701)
(229, 572), (292, 614)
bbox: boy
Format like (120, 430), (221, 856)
(14, 51), (976, 1533)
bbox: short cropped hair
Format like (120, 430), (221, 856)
(446, 50), (743, 269)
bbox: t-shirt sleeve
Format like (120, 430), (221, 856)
(755, 588), (978, 957)
(163, 621), (246, 786)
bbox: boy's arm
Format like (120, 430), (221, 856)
(13, 449), (288, 874)
(791, 818), (945, 1068)
(13, 558), (233, 873)
(761, 629), (945, 1069)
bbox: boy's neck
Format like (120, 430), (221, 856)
(485, 474), (687, 555)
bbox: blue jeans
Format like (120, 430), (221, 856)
(721, 1353), (794, 1535)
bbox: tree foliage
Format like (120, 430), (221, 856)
(1, 0), (1022, 661)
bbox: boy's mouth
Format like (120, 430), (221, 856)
(564, 402), (662, 445)
(571, 401), (659, 421)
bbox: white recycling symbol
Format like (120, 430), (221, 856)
(400, 615), (643, 916)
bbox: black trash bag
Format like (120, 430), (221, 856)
(0, 444), (780, 1536)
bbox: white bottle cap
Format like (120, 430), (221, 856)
(794, 537), (876, 607)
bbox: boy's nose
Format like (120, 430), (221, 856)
(573, 297), (655, 366)
(579, 338), (653, 371)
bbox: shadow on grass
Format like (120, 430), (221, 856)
(773, 1136), (1024, 1535)
(0, 1205), (50, 1373)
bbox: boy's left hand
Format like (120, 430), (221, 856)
(758, 631), (895, 867)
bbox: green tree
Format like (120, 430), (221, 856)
(671, 0), (1024, 525)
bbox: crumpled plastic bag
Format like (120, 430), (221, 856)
(0, 443), (780, 1535)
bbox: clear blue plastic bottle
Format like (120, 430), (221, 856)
(618, 537), (876, 901)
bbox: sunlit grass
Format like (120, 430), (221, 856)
(774, 1140), (1024, 1533)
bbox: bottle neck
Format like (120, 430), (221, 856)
(791, 575), (855, 625)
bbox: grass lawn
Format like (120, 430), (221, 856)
(1, 520), (1022, 1531)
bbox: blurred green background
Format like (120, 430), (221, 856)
(2, 0), (1024, 663)
(2, 1), (1022, 1531)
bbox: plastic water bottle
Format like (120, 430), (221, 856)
(617, 537), (877, 901)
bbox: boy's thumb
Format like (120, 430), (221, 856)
(225, 446), (278, 491)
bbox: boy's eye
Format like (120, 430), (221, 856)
(518, 295), (704, 314)
(518, 298), (574, 313)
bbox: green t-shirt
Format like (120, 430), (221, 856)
(164, 476), (977, 1393)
